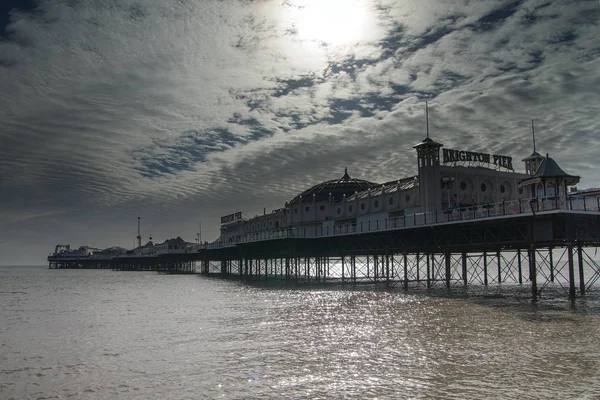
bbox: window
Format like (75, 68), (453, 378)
(519, 187), (523, 195)
(389, 197), (394, 205)
(500, 184), (505, 193)
(374, 200), (379, 208)
(337, 207), (342, 215)
(405, 195), (410, 203)
(481, 183), (486, 192)
(320, 205), (325, 211)
(348, 206), (353, 212)
(361, 203), (365, 210)
(305, 206), (310, 212)
(294, 208), (298, 214)
(461, 181), (467, 191)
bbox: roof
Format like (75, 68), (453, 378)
(288, 168), (379, 205)
(413, 137), (443, 148)
(533, 155), (577, 178)
(346, 176), (418, 201)
(522, 151), (544, 161)
(161, 237), (186, 245)
(519, 154), (580, 186)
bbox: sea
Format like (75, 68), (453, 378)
(1, 265), (600, 400)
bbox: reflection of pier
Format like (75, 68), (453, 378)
(48, 199), (600, 298)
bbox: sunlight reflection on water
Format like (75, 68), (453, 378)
(1, 266), (599, 399)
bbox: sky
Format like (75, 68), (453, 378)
(1, 0), (599, 265)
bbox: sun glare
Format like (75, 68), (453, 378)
(288, 0), (369, 47)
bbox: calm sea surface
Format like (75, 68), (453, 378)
(1, 266), (600, 399)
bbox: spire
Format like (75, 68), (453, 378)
(426, 101), (429, 139)
(531, 119), (536, 152)
(342, 167), (350, 180)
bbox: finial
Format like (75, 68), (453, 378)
(343, 167), (350, 179)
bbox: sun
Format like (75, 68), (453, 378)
(286, 0), (370, 47)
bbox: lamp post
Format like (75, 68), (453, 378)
(441, 176), (455, 210)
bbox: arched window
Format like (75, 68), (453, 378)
(319, 205), (325, 211)
(374, 200), (379, 208)
(361, 203), (365, 210)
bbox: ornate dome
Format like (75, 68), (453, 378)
(288, 168), (378, 205)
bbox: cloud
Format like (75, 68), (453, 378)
(0, 0), (599, 264)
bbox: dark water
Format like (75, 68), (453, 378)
(1, 266), (599, 399)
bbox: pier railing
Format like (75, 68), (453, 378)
(206, 195), (600, 249)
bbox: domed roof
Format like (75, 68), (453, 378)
(288, 168), (378, 205)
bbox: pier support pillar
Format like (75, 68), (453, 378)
(445, 251), (451, 288)
(530, 247), (538, 299)
(426, 253), (431, 288)
(496, 250), (502, 283)
(568, 245), (575, 298)
(549, 248), (554, 282)
(578, 245), (585, 296)
(517, 249), (523, 284)
(462, 252), (467, 286)
(403, 253), (408, 289)
(483, 252), (488, 286)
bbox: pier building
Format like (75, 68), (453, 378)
(216, 133), (577, 246)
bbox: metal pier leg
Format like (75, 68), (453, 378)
(483, 252), (488, 286)
(530, 247), (537, 299)
(341, 256), (345, 283)
(517, 249), (522, 284)
(416, 253), (420, 283)
(386, 254), (390, 287)
(568, 245), (575, 298)
(426, 253), (431, 288)
(578, 245), (585, 296)
(497, 250), (502, 283)
(549, 248), (554, 283)
(462, 252), (467, 286)
(445, 251), (451, 288)
(403, 253), (408, 289)
(352, 255), (356, 284)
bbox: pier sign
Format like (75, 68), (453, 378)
(221, 212), (242, 224)
(443, 148), (513, 170)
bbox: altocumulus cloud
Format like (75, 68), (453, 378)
(0, 0), (599, 264)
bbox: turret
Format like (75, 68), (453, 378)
(413, 102), (443, 214)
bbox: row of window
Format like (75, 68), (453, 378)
(457, 180), (511, 194)
(292, 195), (412, 216)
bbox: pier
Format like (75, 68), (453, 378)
(48, 199), (600, 299)
(47, 131), (600, 298)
